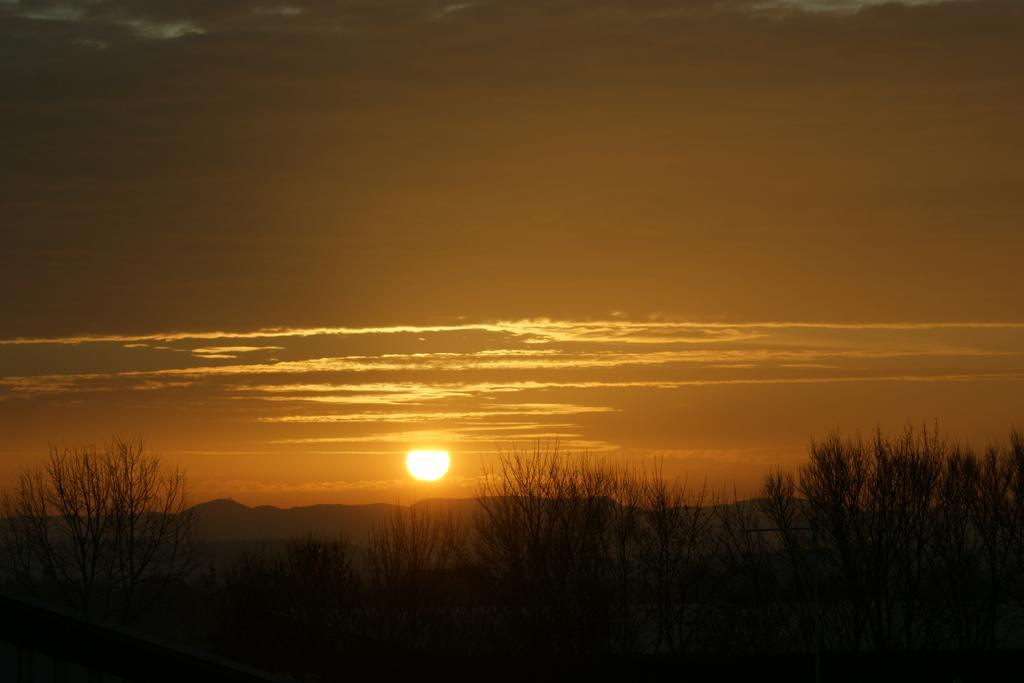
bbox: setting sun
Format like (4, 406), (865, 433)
(405, 450), (450, 481)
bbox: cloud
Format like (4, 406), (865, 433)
(758, 0), (962, 13)
(258, 403), (617, 423)
(2, 318), (1021, 401)
(253, 5), (304, 18)
(272, 432), (615, 452)
(4, 318), (1024, 347)
(5, 0), (208, 41)
(191, 345), (284, 360)
(5, 317), (1020, 483)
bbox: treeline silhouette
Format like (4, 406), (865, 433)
(203, 426), (1024, 677)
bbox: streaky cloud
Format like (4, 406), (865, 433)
(5, 318), (1024, 347)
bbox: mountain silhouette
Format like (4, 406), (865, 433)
(191, 497), (482, 544)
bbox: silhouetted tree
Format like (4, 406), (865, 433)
(188, 425), (1024, 667)
(474, 444), (720, 654)
(0, 438), (199, 622)
(635, 471), (717, 653)
(752, 425), (1024, 653)
(214, 532), (361, 676)
(713, 483), (802, 653)
(475, 444), (622, 654)
(365, 500), (469, 652)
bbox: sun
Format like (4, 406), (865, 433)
(405, 449), (450, 481)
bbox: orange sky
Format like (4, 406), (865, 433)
(1, 0), (1022, 505)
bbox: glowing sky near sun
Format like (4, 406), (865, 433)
(1, 319), (1022, 504)
(2, 0), (1022, 505)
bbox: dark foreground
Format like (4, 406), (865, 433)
(1, 590), (1018, 683)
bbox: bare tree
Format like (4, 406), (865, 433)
(0, 438), (200, 621)
(635, 469), (716, 653)
(215, 532), (361, 675)
(714, 483), (803, 653)
(475, 444), (721, 655)
(365, 500), (468, 652)
(475, 443), (621, 654)
(781, 424), (1024, 652)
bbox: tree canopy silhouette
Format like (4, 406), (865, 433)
(0, 437), (200, 622)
